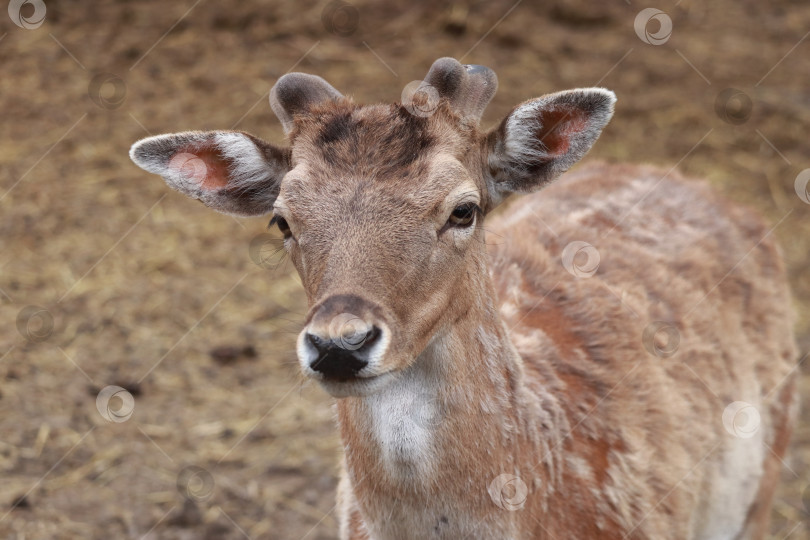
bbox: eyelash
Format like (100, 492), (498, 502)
(447, 202), (480, 228)
(268, 215), (292, 238)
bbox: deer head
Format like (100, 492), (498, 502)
(129, 57), (615, 398)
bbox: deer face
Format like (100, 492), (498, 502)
(130, 58), (615, 398)
(277, 101), (488, 396)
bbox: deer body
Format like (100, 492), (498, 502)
(335, 162), (797, 540)
(130, 58), (797, 540)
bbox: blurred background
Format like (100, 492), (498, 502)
(1, 0), (808, 538)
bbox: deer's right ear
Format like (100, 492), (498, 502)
(129, 131), (290, 216)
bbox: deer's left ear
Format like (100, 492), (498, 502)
(129, 131), (290, 216)
(483, 88), (615, 208)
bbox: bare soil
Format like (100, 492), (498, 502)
(0, 0), (808, 538)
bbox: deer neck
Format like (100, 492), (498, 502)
(335, 258), (556, 499)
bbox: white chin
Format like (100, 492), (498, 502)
(315, 371), (397, 398)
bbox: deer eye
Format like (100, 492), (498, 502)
(269, 215), (292, 238)
(448, 203), (479, 227)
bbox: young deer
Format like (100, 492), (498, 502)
(130, 58), (798, 539)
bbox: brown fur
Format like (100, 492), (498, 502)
(485, 162), (798, 538)
(131, 72), (798, 539)
(274, 99), (799, 538)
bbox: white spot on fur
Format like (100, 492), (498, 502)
(500, 301), (518, 318)
(366, 363), (439, 481)
(694, 433), (764, 539)
(566, 454), (595, 481)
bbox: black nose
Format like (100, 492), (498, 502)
(307, 326), (381, 381)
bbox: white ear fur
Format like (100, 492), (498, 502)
(504, 88), (615, 167)
(211, 132), (277, 188)
(129, 131), (287, 216)
(487, 88), (616, 205)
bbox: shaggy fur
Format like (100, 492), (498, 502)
(128, 58), (798, 540)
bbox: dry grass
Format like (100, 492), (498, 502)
(0, 0), (808, 538)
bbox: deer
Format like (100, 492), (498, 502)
(130, 57), (798, 539)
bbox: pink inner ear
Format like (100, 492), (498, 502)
(535, 108), (588, 157)
(168, 148), (231, 190)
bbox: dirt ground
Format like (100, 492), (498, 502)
(1, 0), (808, 538)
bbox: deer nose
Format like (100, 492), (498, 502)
(299, 294), (391, 383)
(306, 326), (381, 381)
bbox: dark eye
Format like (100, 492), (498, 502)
(448, 203), (478, 227)
(269, 215), (292, 238)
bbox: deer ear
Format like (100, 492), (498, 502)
(483, 88), (615, 207)
(129, 131), (290, 216)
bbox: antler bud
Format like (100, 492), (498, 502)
(419, 57), (498, 123)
